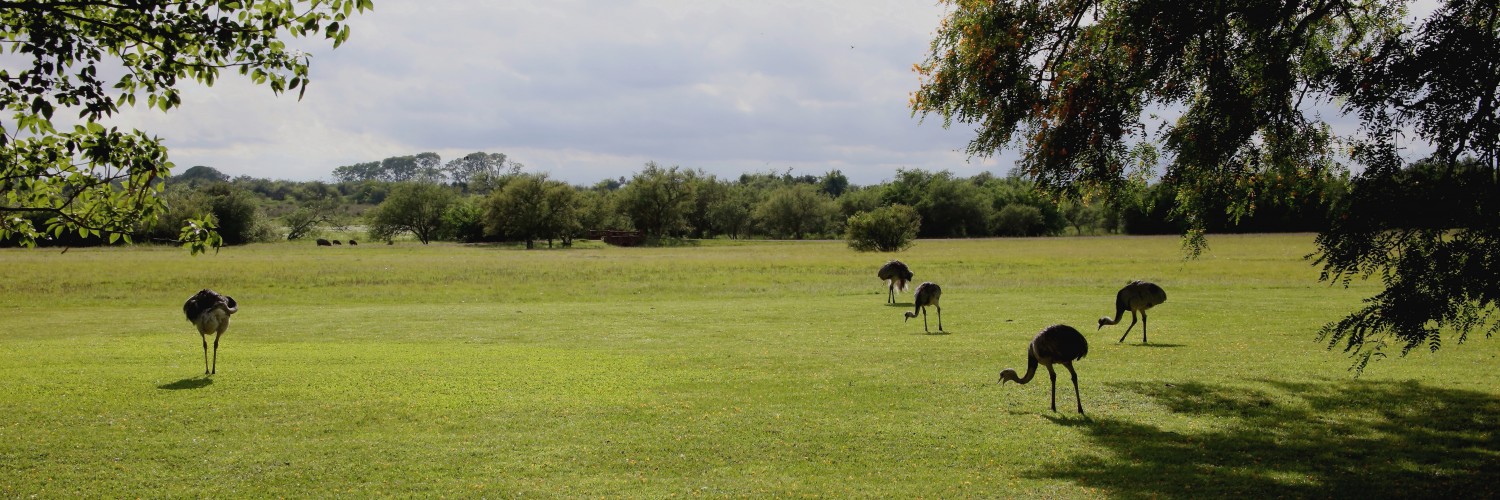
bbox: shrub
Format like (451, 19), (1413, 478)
(845, 204), (921, 252)
(993, 204), (1046, 237)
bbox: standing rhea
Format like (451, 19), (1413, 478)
(1097, 280), (1167, 343)
(903, 282), (942, 332)
(999, 324), (1089, 414)
(183, 289), (238, 375)
(877, 260), (915, 304)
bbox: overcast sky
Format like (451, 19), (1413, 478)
(112, 1), (1011, 186)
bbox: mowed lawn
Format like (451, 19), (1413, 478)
(1, 235), (1495, 497)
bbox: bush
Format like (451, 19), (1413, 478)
(442, 196), (490, 243)
(845, 204), (921, 252)
(993, 204), (1046, 237)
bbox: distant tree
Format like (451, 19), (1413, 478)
(368, 183), (457, 244)
(0, 0), (372, 253)
(993, 204), (1046, 237)
(345, 180), (393, 205)
(837, 185), (885, 219)
(201, 184), (276, 246)
(820, 170), (850, 198)
(442, 196), (489, 243)
(708, 185), (757, 239)
(846, 204), (921, 252)
(754, 184), (838, 239)
(332, 161), (383, 183)
(444, 152), (517, 188)
(884, 169), (992, 237)
(413, 152), (444, 183)
(686, 173), (728, 238)
(173, 166), (230, 187)
(618, 162), (696, 240)
(482, 175), (579, 249)
(576, 189), (628, 233)
(1059, 199), (1101, 236)
(282, 198), (343, 241)
(333, 153), (444, 183)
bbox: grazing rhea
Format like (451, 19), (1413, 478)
(348, 239), (358, 246)
(316, 238), (332, 246)
(332, 239), (343, 245)
(999, 324), (1089, 414)
(903, 282), (943, 332)
(877, 260), (915, 304)
(183, 289), (238, 375)
(1098, 280), (1167, 343)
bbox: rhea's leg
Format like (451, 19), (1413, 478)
(1066, 362), (1083, 414)
(1119, 312), (1138, 343)
(211, 333), (221, 375)
(936, 305), (943, 331)
(201, 334), (210, 375)
(1046, 365), (1058, 412)
(1142, 312), (1148, 344)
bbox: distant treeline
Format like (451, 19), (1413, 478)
(7, 150), (1363, 248)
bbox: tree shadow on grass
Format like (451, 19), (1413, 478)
(157, 377), (213, 390)
(1036, 379), (1500, 498)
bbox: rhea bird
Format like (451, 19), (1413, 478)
(183, 289), (238, 375)
(1097, 280), (1167, 343)
(877, 260), (914, 304)
(999, 324), (1089, 414)
(903, 281), (942, 332)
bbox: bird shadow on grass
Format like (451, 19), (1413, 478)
(1032, 378), (1500, 497)
(1123, 342), (1185, 348)
(885, 302), (915, 307)
(157, 377), (213, 390)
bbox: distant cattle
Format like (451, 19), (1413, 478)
(316, 239), (332, 246)
(349, 239), (358, 246)
(332, 240), (343, 245)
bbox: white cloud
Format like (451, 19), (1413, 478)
(103, 1), (1014, 185)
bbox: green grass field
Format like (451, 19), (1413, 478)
(1, 234), (1496, 497)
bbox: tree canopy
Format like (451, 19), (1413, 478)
(913, 0), (1499, 370)
(0, 0), (373, 253)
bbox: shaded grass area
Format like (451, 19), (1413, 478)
(1046, 379), (1500, 498)
(0, 235), (1496, 496)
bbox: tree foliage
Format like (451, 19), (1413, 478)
(368, 182), (455, 244)
(754, 184), (838, 240)
(913, 0), (1500, 368)
(482, 174), (580, 249)
(618, 162), (695, 240)
(845, 204), (921, 253)
(0, 0), (372, 254)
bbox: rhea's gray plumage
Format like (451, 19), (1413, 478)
(184, 289), (238, 375)
(877, 260), (915, 304)
(999, 324), (1089, 414)
(1097, 280), (1167, 343)
(903, 281), (942, 332)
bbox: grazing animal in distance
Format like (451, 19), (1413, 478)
(903, 282), (942, 332)
(183, 289), (238, 375)
(316, 238), (332, 246)
(349, 239), (358, 246)
(1098, 280), (1167, 343)
(877, 260), (914, 304)
(332, 240), (343, 245)
(999, 324), (1089, 414)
